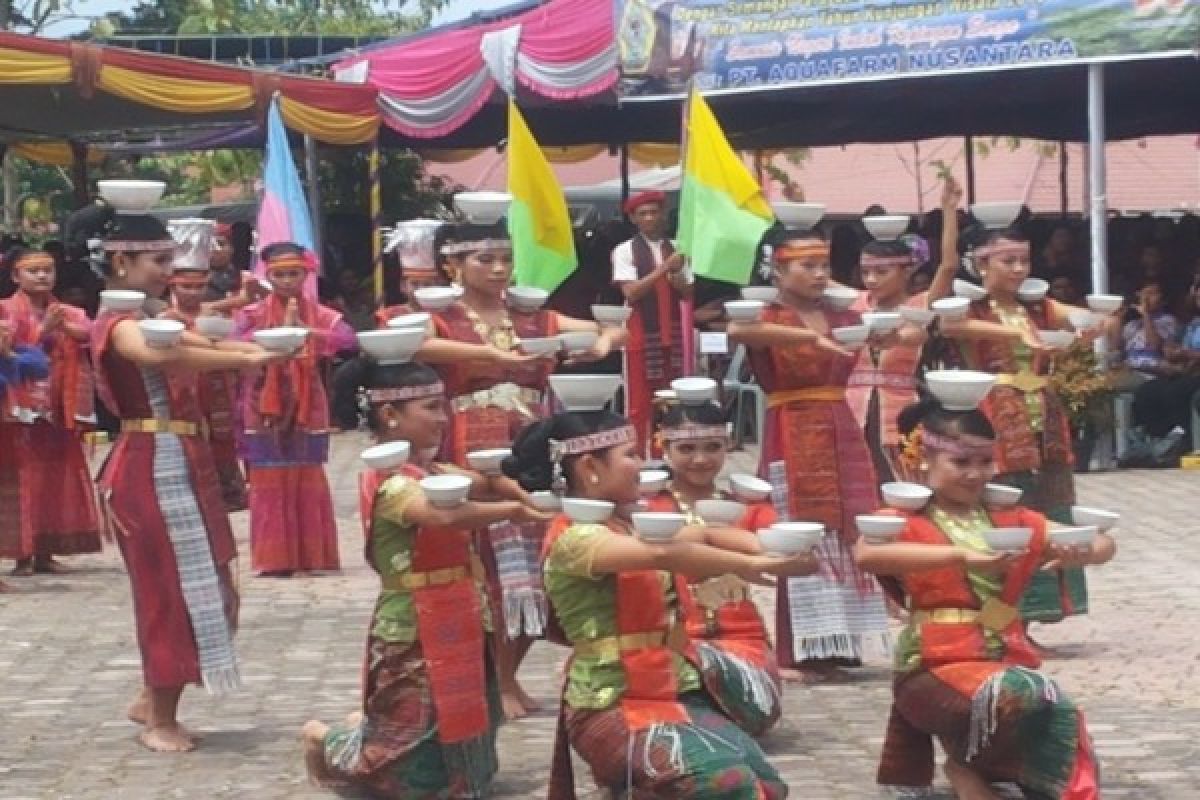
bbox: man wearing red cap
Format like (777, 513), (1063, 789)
(611, 189), (692, 455)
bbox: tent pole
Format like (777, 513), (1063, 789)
(368, 142), (383, 305)
(1087, 64), (1108, 294)
(619, 142), (630, 205)
(1059, 141), (1069, 217)
(303, 134), (323, 271)
(964, 136), (976, 205)
(70, 140), (89, 209)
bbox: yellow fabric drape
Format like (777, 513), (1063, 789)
(10, 141), (104, 167)
(630, 143), (680, 167)
(542, 144), (607, 164)
(279, 95), (379, 146)
(97, 64), (255, 113)
(418, 143), (682, 167)
(0, 46), (71, 84)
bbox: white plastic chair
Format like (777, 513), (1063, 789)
(721, 344), (766, 448)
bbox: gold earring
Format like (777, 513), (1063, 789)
(588, 474), (600, 485)
(388, 420), (399, 429)
(117, 270), (127, 278)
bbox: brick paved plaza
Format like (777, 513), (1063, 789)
(1, 434), (1197, 799)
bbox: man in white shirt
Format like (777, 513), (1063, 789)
(611, 190), (692, 455)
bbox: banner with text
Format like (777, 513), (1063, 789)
(616, 1), (1200, 96)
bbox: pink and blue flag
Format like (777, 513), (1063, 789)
(255, 94), (318, 298)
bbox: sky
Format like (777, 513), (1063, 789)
(45, 0), (517, 37)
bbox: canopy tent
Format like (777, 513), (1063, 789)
(0, 31), (380, 146)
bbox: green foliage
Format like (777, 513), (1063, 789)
(106, 0), (449, 37)
(317, 147), (456, 221)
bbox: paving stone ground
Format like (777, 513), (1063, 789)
(0, 434), (1197, 798)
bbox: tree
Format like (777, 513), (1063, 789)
(105, 0), (449, 37)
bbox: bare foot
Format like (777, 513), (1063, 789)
(515, 685), (542, 713)
(33, 556), (69, 575)
(127, 688), (151, 725)
(139, 725), (196, 753)
(302, 720), (347, 788)
(944, 760), (1000, 800)
(500, 690), (528, 721)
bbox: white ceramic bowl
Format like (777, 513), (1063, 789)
(932, 297), (970, 319)
(822, 286), (859, 311)
(562, 497), (615, 523)
(420, 474), (472, 509)
(741, 286), (779, 304)
(862, 214), (910, 241)
(413, 286), (459, 311)
(632, 511), (687, 542)
(772, 201), (825, 229)
(1018, 278), (1049, 304)
(194, 315), (234, 340)
(724, 300), (764, 322)
(832, 324), (870, 347)
(1038, 329), (1076, 350)
(466, 448), (511, 475)
(970, 201), (1022, 230)
(1049, 525), (1098, 548)
(530, 491), (562, 512)
(1071, 505), (1119, 532)
(730, 473), (772, 502)
(1086, 294), (1123, 314)
(881, 481), (933, 511)
(360, 441), (411, 470)
(654, 389), (677, 403)
(548, 374), (622, 411)
(1068, 309), (1103, 332)
(558, 331), (599, 354)
(99, 289), (147, 312)
(591, 304), (632, 326)
(453, 191), (511, 225)
(357, 328), (425, 365)
(954, 279), (988, 301)
(253, 326), (308, 353)
(984, 483), (1022, 507)
(139, 319), (185, 349)
(983, 526), (1033, 553)
(387, 312), (431, 330)
(507, 286), (548, 312)
(856, 514), (906, 543)
(671, 377), (718, 405)
(518, 336), (562, 356)
(899, 306), (937, 325)
(97, 179), (166, 212)
(760, 522), (824, 554)
(861, 311), (902, 333)
(639, 469), (669, 494)
(925, 369), (996, 411)
(695, 499), (747, 526)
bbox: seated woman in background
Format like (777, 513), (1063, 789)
(1132, 277), (1200, 455)
(1120, 281), (1179, 381)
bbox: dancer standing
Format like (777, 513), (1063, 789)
(304, 356), (547, 795)
(729, 226), (892, 682)
(504, 385), (814, 798)
(1, 247), (101, 575)
(165, 219), (248, 512)
(858, 388), (1110, 799)
(611, 190), (692, 455)
(236, 242), (355, 577)
(75, 187), (284, 751)
(412, 207), (625, 720)
(0, 315), (49, 589)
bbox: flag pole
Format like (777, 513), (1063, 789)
(368, 141), (384, 304)
(678, 81), (696, 377)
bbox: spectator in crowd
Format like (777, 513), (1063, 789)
(1132, 276), (1200, 459)
(1049, 273), (1084, 306)
(1120, 281), (1179, 381)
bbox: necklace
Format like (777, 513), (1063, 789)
(464, 304), (516, 350)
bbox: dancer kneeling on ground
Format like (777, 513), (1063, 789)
(504, 388), (815, 798)
(856, 385), (1112, 799)
(645, 396), (783, 736)
(303, 356), (550, 797)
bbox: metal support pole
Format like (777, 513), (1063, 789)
(1087, 64), (1108, 294)
(618, 142), (631, 207)
(70, 140), (90, 209)
(1059, 141), (1069, 217)
(303, 134), (323, 271)
(964, 136), (977, 205)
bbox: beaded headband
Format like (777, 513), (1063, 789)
(12, 252), (55, 270)
(661, 423), (730, 442)
(860, 254), (914, 270)
(440, 239), (512, 255)
(103, 239), (177, 253)
(548, 424), (638, 494)
(974, 241), (1029, 259)
(171, 273), (210, 286)
(773, 243), (830, 263)
(921, 430), (995, 459)
(365, 383), (445, 404)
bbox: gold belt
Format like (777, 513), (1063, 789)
(121, 418), (200, 436)
(573, 626), (685, 660)
(767, 386), (846, 408)
(913, 599), (1018, 632)
(450, 384), (542, 415)
(994, 371), (1048, 393)
(382, 565), (470, 592)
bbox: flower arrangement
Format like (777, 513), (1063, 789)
(1050, 341), (1117, 432)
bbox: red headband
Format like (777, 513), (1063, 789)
(774, 242), (830, 263)
(624, 190), (666, 216)
(12, 252), (54, 271)
(265, 252), (317, 272)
